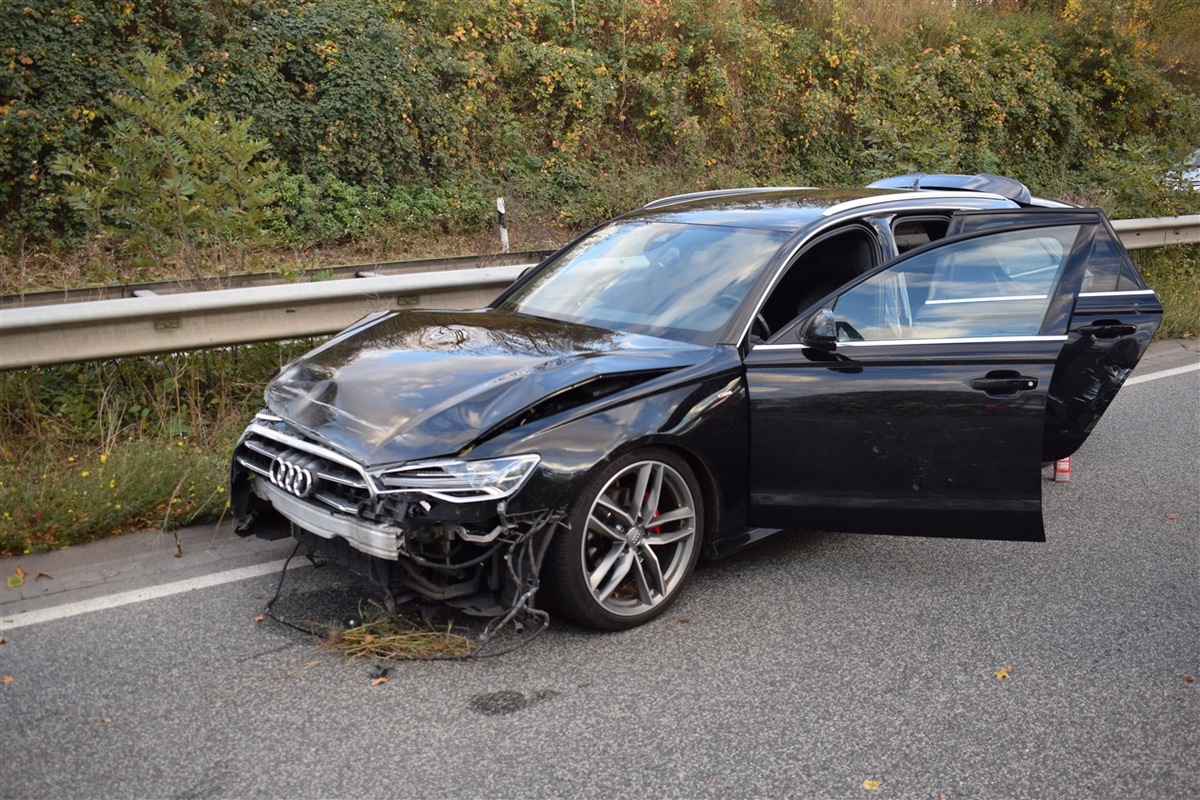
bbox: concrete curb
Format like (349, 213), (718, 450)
(0, 520), (297, 621)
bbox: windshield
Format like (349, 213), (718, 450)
(498, 220), (789, 344)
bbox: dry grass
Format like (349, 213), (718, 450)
(0, 225), (570, 295)
(323, 613), (478, 660)
(841, 0), (960, 38)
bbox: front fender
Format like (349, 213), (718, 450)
(490, 360), (750, 544)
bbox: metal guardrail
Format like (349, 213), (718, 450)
(1111, 216), (1200, 249)
(1, 216), (1196, 371)
(0, 249), (556, 311)
(1, 265), (530, 369)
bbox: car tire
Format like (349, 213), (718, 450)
(544, 448), (704, 630)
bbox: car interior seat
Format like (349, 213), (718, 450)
(794, 233), (877, 316)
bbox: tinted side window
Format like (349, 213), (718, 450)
(1080, 234), (1122, 293)
(832, 225), (1082, 341)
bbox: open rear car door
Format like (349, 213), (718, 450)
(946, 209), (1164, 460)
(745, 208), (1162, 542)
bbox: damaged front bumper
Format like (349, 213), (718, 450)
(231, 414), (558, 615)
(250, 477), (405, 560)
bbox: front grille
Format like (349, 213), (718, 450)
(236, 429), (372, 515)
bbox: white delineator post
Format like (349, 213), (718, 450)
(497, 197), (509, 253)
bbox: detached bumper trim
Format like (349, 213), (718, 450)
(252, 478), (403, 560)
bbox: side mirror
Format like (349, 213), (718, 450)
(798, 308), (837, 350)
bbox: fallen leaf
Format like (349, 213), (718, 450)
(2, 676), (13, 684)
(0, 637), (6, 645)
(1184, 675), (1195, 683)
(863, 779), (882, 791)
(100, 716), (112, 724)
(1166, 513), (1179, 521)
(577, 681), (592, 688)
(35, 572), (52, 581)
(253, 614), (265, 622)
(362, 634), (374, 645)
(994, 666), (1012, 681)
(254, 593), (264, 600)
(7, 566), (26, 589)
(370, 676), (389, 687)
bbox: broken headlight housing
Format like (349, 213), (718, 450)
(376, 454), (540, 503)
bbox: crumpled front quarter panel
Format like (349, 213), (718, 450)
(479, 349), (751, 542)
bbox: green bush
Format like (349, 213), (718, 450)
(1134, 244), (1200, 340)
(51, 51), (280, 272)
(1, 0), (1197, 262)
(269, 172), (493, 246)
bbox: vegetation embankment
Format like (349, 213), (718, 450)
(1, 0), (1198, 555)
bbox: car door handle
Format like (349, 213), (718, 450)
(1078, 322), (1137, 339)
(970, 373), (1039, 396)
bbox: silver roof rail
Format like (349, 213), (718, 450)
(642, 187), (812, 210)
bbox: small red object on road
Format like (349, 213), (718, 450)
(1053, 457), (1072, 482)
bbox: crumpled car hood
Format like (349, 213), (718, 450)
(264, 309), (708, 464)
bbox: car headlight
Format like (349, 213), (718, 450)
(375, 454), (540, 503)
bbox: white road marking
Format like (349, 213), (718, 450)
(1125, 362), (1199, 386)
(0, 557), (310, 631)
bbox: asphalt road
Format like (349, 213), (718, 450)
(0, 356), (1196, 799)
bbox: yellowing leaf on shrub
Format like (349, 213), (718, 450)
(994, 666), (1012, 681)
(863, 779), (882, 791)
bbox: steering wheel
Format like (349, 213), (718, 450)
(751, 313), (771, 341)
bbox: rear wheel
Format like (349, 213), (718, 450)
(545, 448), (704, 630)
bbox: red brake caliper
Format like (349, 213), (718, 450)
(644, 492), (662, 535)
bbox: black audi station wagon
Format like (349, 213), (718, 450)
(232, 174), (1163, 631)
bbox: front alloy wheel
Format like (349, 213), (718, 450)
(546, 448), (704, 630)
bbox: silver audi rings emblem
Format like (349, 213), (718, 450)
(269, 455), (315, 498)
